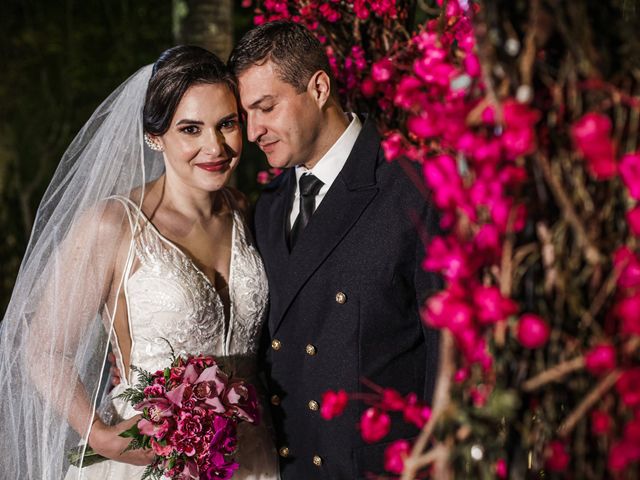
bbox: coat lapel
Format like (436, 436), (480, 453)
(269, 117), (381, 334)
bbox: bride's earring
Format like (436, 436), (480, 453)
(144, 133), (164, 152)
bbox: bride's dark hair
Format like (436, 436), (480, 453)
(143, 45), (238, 136)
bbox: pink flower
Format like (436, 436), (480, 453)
(473, 224), (502, 263)
(407, 114), (439, 139)
(360, 407), (391, 443)
(545, 440), (570, 472)
(381, 389), (405, 411)
(463, 53), (481, 77)
(616, 368), (640, 407)
(495, 458), (507, 478)
(135, 397), (173, 421)
(372, 58), (394, 82)
(516, 314), (550, 349)
(422, 290), (473, 335)
(620, 152), (640, 198)
(627, 206), (640, 237)
(571, 112), (617, 179)
(423, 236), (472, 282)
(360, 77), (376, 98)
(472, 286), (518, 325)
(177, 412), (202, 438)
(143, 384), (165, 397)
(320, 389), (349, 420)
(150, 437), (174, 456)
(256, 171), (270, 185)
(613, 246), (640, 291)
(394, 76), (424, 109)
(384, 439), (411, 474)
(585, 344), (617, 376)
(608, 439), (640, 472)
(615, 294), (640, 336)
(381, 132), (406, 162)
(138, 418), (171, 439)
(422, 155), (468, 214)
(403, 393), (431, 428)
(624, 416), (640, 442)
(454, 367), (469, 383)
(591, 409), (612, 435)
(224, 383), (259, 423)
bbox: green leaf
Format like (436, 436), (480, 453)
(66, 445), (108, 467)
(118, 422), (141, 439)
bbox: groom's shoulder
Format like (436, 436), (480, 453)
(258, 169), (290, 198)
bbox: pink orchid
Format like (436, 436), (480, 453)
(138, 418), (171, 439)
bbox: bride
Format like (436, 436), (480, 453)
(0, 46), (279, 479)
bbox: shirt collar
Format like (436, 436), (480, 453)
(295, 114), (363, 186)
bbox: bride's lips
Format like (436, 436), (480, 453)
(195, 159), (231, 172)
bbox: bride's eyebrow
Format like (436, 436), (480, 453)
(175, 119), (204, 126)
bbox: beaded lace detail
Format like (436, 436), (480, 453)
(110, 194), (268, 382)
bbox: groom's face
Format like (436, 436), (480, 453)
(238, 61), (323, 169)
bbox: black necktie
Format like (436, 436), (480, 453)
(289, 173), (324, 249)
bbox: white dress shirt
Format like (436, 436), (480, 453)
(289, 114), (363, 229)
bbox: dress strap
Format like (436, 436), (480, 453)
(108, 194), (146, 236)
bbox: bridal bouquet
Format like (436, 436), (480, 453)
(70, 351), (259, 480)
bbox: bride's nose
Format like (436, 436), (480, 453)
(203, 129), (224, 157)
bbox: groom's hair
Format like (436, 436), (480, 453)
(228, 21), (336, 98)
(144, 45), (238, 136)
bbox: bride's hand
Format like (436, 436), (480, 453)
(88, 416), (155, 466)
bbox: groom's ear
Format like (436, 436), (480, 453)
(307, 70), (331, 109)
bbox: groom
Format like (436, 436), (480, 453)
(229, 21), (440, 479)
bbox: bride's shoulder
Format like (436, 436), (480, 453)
(71, 197), (136, 246)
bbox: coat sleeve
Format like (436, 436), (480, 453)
(414, 196), (443, 404)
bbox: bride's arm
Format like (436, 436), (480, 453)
(25, 200), (153, 465)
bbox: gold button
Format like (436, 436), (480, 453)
(313, 455), (323, 466)
(279, 446), (290, 458)
(335, 291), (347, 304)
(308, 400), (319, 411)
(305, 344), (317, 356)
(271, 394), (281, 406)
(271, 339), (282, 351)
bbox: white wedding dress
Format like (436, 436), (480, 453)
(65, 193), (279, 479)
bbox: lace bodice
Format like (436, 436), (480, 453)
(110, 194), (268, 383)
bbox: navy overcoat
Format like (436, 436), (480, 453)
(254, 116), (441, 479)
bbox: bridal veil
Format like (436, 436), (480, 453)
(0, 64), (164, 479)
